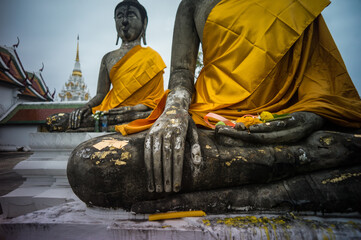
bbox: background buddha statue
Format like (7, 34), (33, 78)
(46, 0), (166, 132)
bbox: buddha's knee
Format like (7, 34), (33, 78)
(67, 132), (155, 210)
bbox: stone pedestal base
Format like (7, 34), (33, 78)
(0, 132), (108, 218)
(1, 201), (360, 240)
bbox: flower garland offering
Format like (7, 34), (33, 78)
(235, 115), (263, 128)
(260, 111), (274, 121)
(92, 110), (104, 120)
(204, 111), (291, 130)
(92, 110), (104, 132)
(215, 121), (226, 126)
(235, 111), (291, 129)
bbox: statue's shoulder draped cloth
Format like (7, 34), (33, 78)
(118, 0), (361, 135)
(92, 45), (166, 113)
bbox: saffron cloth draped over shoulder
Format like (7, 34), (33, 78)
(92, 45), (166, 113)
(117, 0), (361, 135)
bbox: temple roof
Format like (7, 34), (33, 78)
(0, 44), (54, 101)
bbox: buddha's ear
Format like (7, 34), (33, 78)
(142, 17), (148, 45)
(116, 34), (120, 45)
(115, 20), (120, 45)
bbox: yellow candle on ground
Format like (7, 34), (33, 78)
(149, 210), (206, 221)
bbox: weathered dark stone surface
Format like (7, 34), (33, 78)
(133, 165), (361, 214)
(67, 129), (361, 212)
(46, 111), (151, 132)
(67, 132), (164, 209)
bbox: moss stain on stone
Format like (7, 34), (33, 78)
(226, 155), (248, 167)
(320, 136), (333, 146)
(202, 219), (211, 226)
(166, 110), (176, 115)
(321, 172), (361, 184)
(112, 159), (126, 166)
(121, 152), (131, 160)
(275, 146), (283, 152)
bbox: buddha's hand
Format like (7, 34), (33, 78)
(69, 105), (92, 129)
(216, 111), (324, 145)
(105, 106), (132, 115)
(144, 88), (201, 193)
(46, 113), (70, 132)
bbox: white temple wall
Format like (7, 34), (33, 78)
(0, 85), (19, 117)
(0, 125), (38, 151)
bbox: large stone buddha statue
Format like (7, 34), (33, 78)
(67, 0), (361, 214)
(46, 0), (166, 132)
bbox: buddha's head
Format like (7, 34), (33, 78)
(114, 0), (148, 45)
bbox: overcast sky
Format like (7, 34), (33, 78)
(0, 0), (360, 100)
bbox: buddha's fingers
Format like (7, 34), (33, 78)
(72, 110), (80, 129)
(217, 119), (323, 144)
(173, 133), (185, 192)
(83, 108), (91, 118)
(68, 112), (73, 129)
(76, 109), (86, 128)
(153, 134), (163, 192)
(162, 129), (173, 192)
(144, 135), (155, 192)
(187, 117), (202, 165)
(249, 119), (289, 133)
(107, 106), (131, 115)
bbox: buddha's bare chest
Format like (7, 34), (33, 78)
(194, 0), (222, 42)
(104, 49), (128, 73)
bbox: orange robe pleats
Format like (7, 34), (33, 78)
(92, 45), (166, 113)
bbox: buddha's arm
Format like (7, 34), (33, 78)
(168, 0), (199, 94)
(85, 56), (111, 108)
(144, 0), (202, 193)
(69, 56), (111, 129)
(105, 104), (150, 115)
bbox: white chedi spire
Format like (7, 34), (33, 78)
(58, 35), (91, 102)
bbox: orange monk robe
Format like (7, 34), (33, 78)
(118, 0), (361, 135)
(92, 45), (166, 114)
(190, 0), (361, 128)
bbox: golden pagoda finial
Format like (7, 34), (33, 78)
(72, 35), (82, 77)
(76, 35), (80, 62)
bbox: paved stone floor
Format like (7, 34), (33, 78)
(0, 152), (30, 214)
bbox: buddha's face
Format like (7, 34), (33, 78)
(115, 5), (144, 43)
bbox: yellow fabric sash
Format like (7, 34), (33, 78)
(118, 0), (361, 135)
(92, 45), (166, 113)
